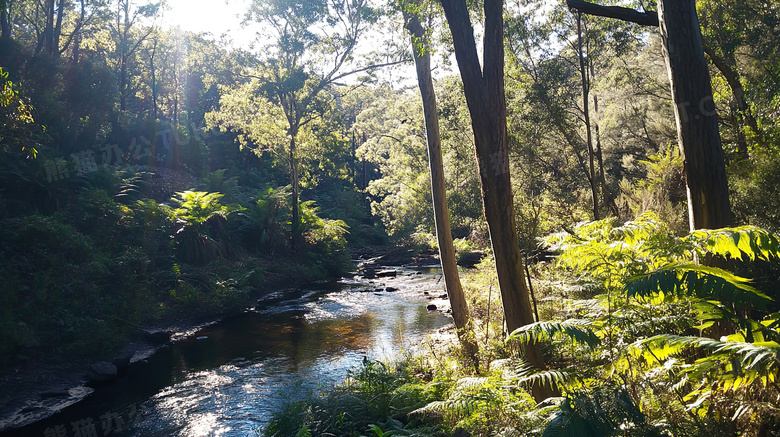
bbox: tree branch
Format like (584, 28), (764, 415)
(566, 0), (659, 27)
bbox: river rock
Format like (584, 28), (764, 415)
(385, 287), (398, 292)
(376, 269), (397, 278)
(86, 361), (118, 384)
(39, 389), (70, 399)
(360, 267), (377, 279)
(145, 330), (172, 344)
(457, 251), (486, 268)
(426, 304), (437, 311)
(112, 353), (133, 376)
(452, 428), (472, 437)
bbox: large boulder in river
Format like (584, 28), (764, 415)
(145, 330), (172, 344)
(112, 353), (133, 376)
(360, 266), (377, 279)
(86, 361), (118, 384)
(376, 269), (397, 278)
(457, 251), (486, 268)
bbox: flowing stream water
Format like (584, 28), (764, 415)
(2, 267), (452, 437)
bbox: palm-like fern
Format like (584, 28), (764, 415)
(171, 190), (241, 225)
(170, 191), (242, 264)
(638, 334), (780, 391)
(508, 320), (601, 349)
(237, 186), (291, 253)
(541, 386), (656, 437)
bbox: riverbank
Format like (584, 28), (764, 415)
(1, 262), (454, 436)
(0, 245), (445, 433)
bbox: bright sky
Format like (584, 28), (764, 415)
(158, 0), (445, 88)
(161, 0), (255, 48)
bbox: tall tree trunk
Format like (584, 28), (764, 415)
(441, 0), (551, 400)
(120, 54), (128, 110)
(576, 12), (599, 219)
(43, 0), (55, 54)
(150, 39), (158, 120)
(1, 6), (10, 39)
(52, 0), (66, 55)
(289, 131), (301, 251)
(404, 7), (479, 370)
(657, 0), (732, 231)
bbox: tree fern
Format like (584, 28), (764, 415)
(624, 262), (771, 308)
(688, 226), (780, 262)
(541, 386), (654, 437)
(410, 377), (500, 418)
(508, 319), (601, 349)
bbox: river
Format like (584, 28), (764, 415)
(1, 267), (452, 437)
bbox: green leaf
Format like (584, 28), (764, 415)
(508, 319), (601, 348)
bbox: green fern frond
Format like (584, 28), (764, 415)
(517, 369), (573, 392)
(541, 386), (648, 437)
(688, 226), (780, 262)
(508, 320), (601, 348)
(639, 335), (780, 387)
(624, 262), (771, 307)
(409, 398), (480, 417)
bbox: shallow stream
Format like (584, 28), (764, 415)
(2, 267), (452, 437)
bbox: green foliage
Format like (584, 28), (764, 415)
(542, 386), (658, 437)
(617, 146), (687, 234)
(300, 200), (349, 248)
(170, 190), (243, 265)
(171, 190), (241, 225)
(201, 169), (239, 199)
(0, 66), (39, 157)
(238, 185), (292, 253)
(264, 358), (447, 437)
(508, 320), (601, 349)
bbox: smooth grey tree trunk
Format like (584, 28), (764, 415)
(404, 8), (479, 369)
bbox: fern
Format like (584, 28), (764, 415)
(688, 226), (780, 262)
(508, 320), (601, 349)
(638, 334), (780, 390)
(409, 377), (499, 418)
(541, 386), (651, 437)
(624, 262), (772, 308)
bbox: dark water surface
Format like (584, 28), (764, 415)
(2, 268), (451, 437)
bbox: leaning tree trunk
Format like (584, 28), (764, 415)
(657, 0), (732, 231)
(441, 0), (552, 401)
(404, 8), (479, 370)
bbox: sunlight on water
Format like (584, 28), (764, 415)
(8, 268), (451, 437)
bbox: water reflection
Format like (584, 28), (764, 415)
(4, 270), (451, 437)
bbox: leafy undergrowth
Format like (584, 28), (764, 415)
(266, 213), (780, 437)
(0, 165), (358, 369)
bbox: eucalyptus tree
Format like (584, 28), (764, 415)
(399, 0), (478, 366)
(233, 0), (407, 249)
(0, 0), (10, 38)
(439, 0), (551, 399)
(566, 0), (733, 231)
(110, 0), (160, 111)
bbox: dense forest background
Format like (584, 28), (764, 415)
(2, 0), (780, 435)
